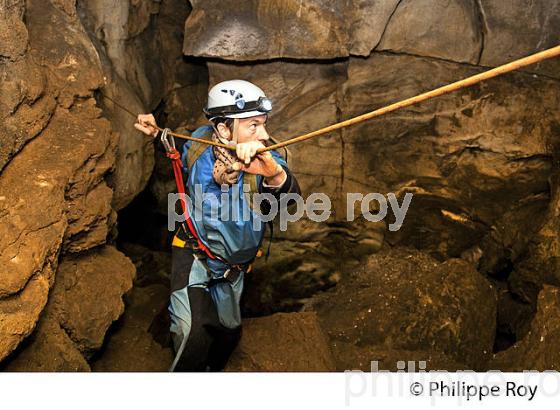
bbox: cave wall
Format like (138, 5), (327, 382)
(1, 0), (560, 370)
(0, 0), (194, 368)
(184, 0), (560, 256)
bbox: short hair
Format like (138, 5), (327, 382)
(211, 117), (234, 130)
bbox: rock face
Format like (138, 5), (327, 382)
(479, 0), (560, 79)
(490, 285), (560, 371)
(2, 246), (135, 371)
(0, 0), (119, 363)
(0, 0), (179, 367)
(226, 312), (336, 371)
(305, 247), (497, 370)
(377, 0), (484, 63)
(91, 283), (173, 372)
(184, 0), (350, 60)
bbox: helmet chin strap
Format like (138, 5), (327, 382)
(231, 118), (240, 145)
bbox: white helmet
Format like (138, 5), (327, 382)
(204, 79), (272, 120)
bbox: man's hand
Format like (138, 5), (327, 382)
(135, 113), (159, 137)
(233, 141), (286, 185)
(235, 141), (263, 165)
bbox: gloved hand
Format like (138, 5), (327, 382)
(135, 113), (159, 137)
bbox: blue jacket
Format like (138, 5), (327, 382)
(180, 125), (297, 265)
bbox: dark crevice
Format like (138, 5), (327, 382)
(474, 0), (488, 65)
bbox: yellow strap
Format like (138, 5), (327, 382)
(172, 234), (186, 248)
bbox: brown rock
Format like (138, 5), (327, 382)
(0, 275), (51, 362)
(226, 312), (336, 371)
(91, 284), (174, 372)
(26, 0), (104, 105)
(340, 53), (558, 258)
(53, 246), (136, 356)
(2, 311), (91, 372)
(490, 285), (560, 371)
(0, 49), (53, 170)
(307, 247), (497, 370)
(2, 246), (135, 370)
(0, 7), (28, 60)
(184, 0), (349, 60)
(377, 0), (483, 64)
(64, 183), (116, 253)
(347, 0), (401, 56)
(510, 174), (560, 293)
(479, 0), (560, 79)
(0, 102), (115, 299)
(333, 342), (470, 371)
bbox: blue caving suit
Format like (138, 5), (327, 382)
(168, 125), (300, 371)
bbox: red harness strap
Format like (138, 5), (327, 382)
(166, 148), (216, 260)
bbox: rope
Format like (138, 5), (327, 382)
(99, 93), (233, 150)
(100, 44), (560, 153)
(259, 44), (560, 153)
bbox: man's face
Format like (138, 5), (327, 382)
(219, 114), (270, 144)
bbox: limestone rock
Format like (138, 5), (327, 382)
(91, 284), (173, 372)
(0, 276), (51, 364)
(333, 342), (470, 371)
(54, 246), (136, 356)
(347, 0), (401, 56)
(306, 247), (497, 370)
(0, 102), (115, 297)
(509, 174), (560, 294)
(2, 310), (91, 372)
(2, 246), (135, 369)
(0, 2), (54, 170)
(80, 0), (206, 210)
(64, 183), (116, 253)
(340, 53), (558, 259)
(78, 0), (158, 210)
(226, 312), (336, 371)
(377, 0), (483, 64)
(479, 0), (560, 79)
(184, 0), (349, 60)
(490, 285), (560, 371)
(0, 0), (119, 357)
(0, 3), (28, 61)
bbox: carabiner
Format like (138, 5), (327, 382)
(160, 128), (175, 153)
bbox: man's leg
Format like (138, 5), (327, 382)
(172, 286), (220, 371)
(168, 233), (220, 371)
(206, 323), (242, 371)
(205, 274), (245, 371)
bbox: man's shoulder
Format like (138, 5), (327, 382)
(181, 125), (214, 171)
(191, 124), (213, 139)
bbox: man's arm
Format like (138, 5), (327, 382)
(258, 165), (301, 217)
(260, 165), (300, 197)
